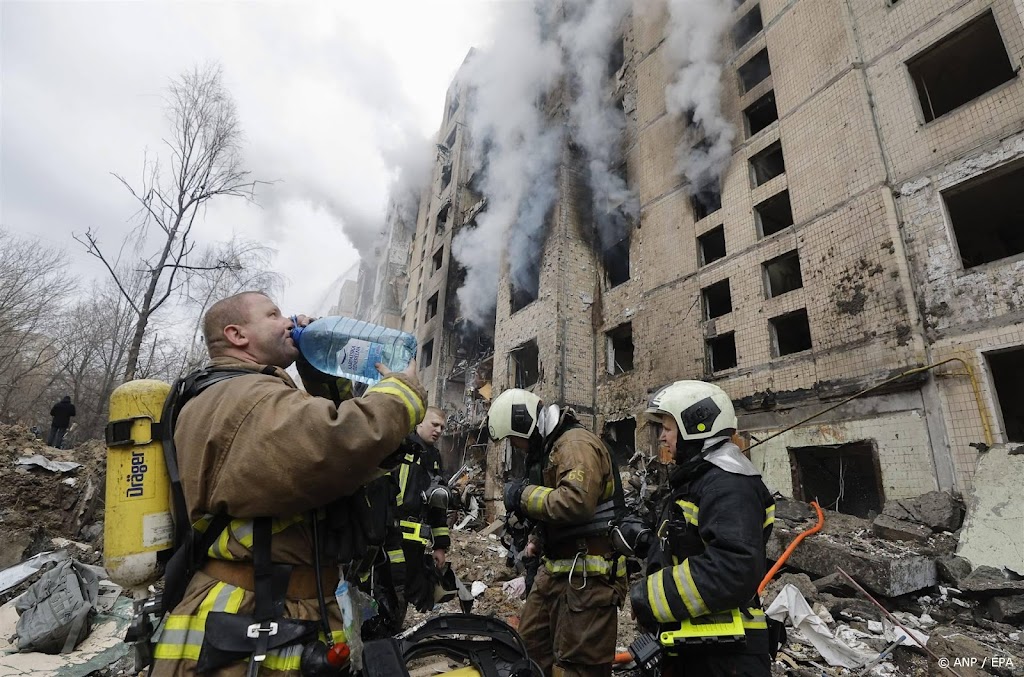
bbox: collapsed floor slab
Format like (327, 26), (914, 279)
(768, 527), (937, 597)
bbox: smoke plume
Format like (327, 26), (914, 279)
(663, 0), (735, 195)
(452, 3), (564, 328)
(560, 0), (637, 252)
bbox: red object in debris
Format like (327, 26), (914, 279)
(326, 642), (350, 666)
(758, 500), (824, 596)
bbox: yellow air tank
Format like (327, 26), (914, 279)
(104, 379), (173, 592)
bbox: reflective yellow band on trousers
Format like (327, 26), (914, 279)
(543, 554), (626, 577)
(153, 580), (346, 666)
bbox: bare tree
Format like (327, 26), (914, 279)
(0, 228), (77, 422)
(75, 64), (267, 381)
(179, 237), (284, 374)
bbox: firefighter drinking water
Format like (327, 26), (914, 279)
(487, 389), (626, 677)
(627, 380), (776, 676)
(150, 292), (426, 677)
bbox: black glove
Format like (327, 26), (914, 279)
(630, 580), (659, 633)
(503, 479), (527, 516)
(611, 516), (654, 558)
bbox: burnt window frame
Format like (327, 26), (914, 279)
(906, 9), (1017, 124)
(763, 250), (803, 298)
(606, 323), (635, 375)
(702, 279), (733, 319)
(749, 141), (786, 187)
(511, 339), (540, 388)
(425, 291), (439, 321)
(706, 332), (738, 373)
(698, 225), (727, 266)
(941, 160), (1024, 270)
(421, 338), (434, 368)
(769, 308), (812, 356)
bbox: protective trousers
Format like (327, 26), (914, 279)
(517, 567), (625, 677)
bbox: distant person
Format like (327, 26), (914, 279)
(48, 396), (76, 448)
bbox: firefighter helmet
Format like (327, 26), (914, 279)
(645, 380), (737, 441)
(487, 388), (542, 441)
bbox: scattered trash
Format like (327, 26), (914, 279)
(15, 454), (82, 473)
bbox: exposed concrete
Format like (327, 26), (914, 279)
(986, 595), (1024, 625)
(872, 514), (933, 543)
(957, 445), (1024, 576)
(935, 554), (973, 586)
(0, 596), (133, 676)
(959, 566), (1024, 598)
(768, 527), (937, 597)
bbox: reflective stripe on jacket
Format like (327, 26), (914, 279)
(631, 460), (775, 654)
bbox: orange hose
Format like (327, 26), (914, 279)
(758, 501), (824, 595)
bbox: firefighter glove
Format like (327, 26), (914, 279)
(503, 479), (527, 517)
(630, 580), (659, 633)
(611, 516), (654, 559)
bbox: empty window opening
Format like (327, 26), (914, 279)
(755, 190), (794, 237)
(604, 235), (631, 287)
(763, 250), (803, 297)
(445, 127), (457, 148)
(606, 323), (634, 375)
(510, 282), (538, 314)
(421, 339), (434, 368)
(607, 36), (625, 78)
(603, 418), (637, 466)
(707, 333), (737, 372)
(750, 141), (786, 187)
(732, 5), (763, 49)
(691, 179), (722, 221)
(440, 164), (453, 191)
(738, 48), (771, 93)
(425, 292), (439, 321)
(789, 442), (883, 518)
(447, 97), (460, 122)
(511, 339), (540, 388)
(698, 226), (727, 266)
(433, 247), (444, 271)
(744, 91), (778, 138)
(436, 203), (451, 232)
(770, 308), (812, 356)
(943, 161), (1024, 268)
(987, 347), (1024, 442)
(907, 10), (1015, 123)
(702, 279), (733, 319)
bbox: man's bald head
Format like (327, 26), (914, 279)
(203, 291), (269, 357)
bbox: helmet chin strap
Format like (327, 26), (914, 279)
(537, 404), (561, 439)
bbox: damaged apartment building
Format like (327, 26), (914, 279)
(360, 0), (1024, 517)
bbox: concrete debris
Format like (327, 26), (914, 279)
(985, 595), (1024, 625)
(959, 566), (1024, 597)
(957, 444), (1024, 576)
(872, 514), (933, 544)
(881, 491), (964, 533)
(936, 554), (974, 586)
(765, 583), (877, 668)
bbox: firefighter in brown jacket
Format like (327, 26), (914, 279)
(151, 291), (426, 676)
(487, 389), (626, 677)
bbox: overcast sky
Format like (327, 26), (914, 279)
(0, 1), (496, 314)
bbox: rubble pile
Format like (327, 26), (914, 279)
(0, 425), (106, 584)
(762, 495), (1023, 676)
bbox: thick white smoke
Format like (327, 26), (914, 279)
(560, 0), (637, 252)
(452, 3), (564, 328)
(663, 0), (735, 195)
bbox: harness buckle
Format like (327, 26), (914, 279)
(246, 621), (279, 639)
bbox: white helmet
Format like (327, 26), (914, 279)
(645, 380), (737, 441)
(487, 388), (542, 441)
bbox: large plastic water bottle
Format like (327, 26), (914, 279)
(290, 316), (417, 385)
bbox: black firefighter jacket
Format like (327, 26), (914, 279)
(630, 457), (775, 655)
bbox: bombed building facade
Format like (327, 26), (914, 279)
(363, 0), (1024, 516)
